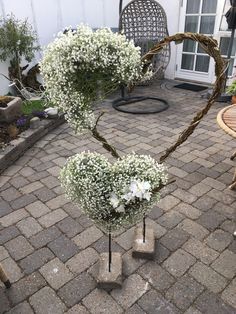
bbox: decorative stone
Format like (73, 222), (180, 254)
(45, 107), (58, 119)
(0, 96), (22, 123)
(30, 117), (40, 129)
(97, 252), (122, 290)
(132, 227), (155, 259)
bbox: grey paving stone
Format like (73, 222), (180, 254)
(10, 194), (37, 210)
(183, 238), (219, 265)
(160, 228), (189, 251)
(58, 272), (96, 307)
(193, 195), (217, 212)
(0, 226), (20, 245)
(148, 205), (164, 220)
(66, 248), (98, 275)
(30, 226), (62, 249)
(125, 304), (146, 314)
(19, 248), (54, 274)
(154, 242), (171, 263)
(197, 211), (226, 231)
(156, 195), (181, 211)
(172, 189), (198, 204)
(6, 272), (46, 306)
(39, 257), (73, 289)
(213, 202), (235, 220)
(29, 287), (67, 314)
(114, 227), (135, 251)
(38, 208), (68, 228)
(25, 201), (50, 218)
(33, 187), (57, 202)
(66, 304), (89, 314)
(222, 278), (236, 309)
(1, 257), (23, 283)
(72, 226), (103, 249)
(111, 274), (148, 310)
(0, 287), (10, 314)
(179, 219), (209, 240)
(212, 250), (236, 279)
(48, 235), (79, 262)
(189, 262), (227, 293)
(157, 210), (184, 229)
(16, 217), (43, 238)
(5, 236), (34, 261)
(138, 289), (180, 314)
(189, 182), (212, 197)
(1, 187), (21, 202)
(138, 261), (175, 291)
(0, 200), (12, 218)
(82, 288), (123, 314)
(0, 245), (9, 260)
(56, 216), (84, 238)
(0, 209), (29, 227)
(184, 306), (202, 314)
(9, 176), (29, 189)
(92, 234), (124, 254)
(76, 214), (94, 228)
(123, 249), (146, 277)
(195, 291), (236, 314)
(174, 203), (201, 220)
(165, 275), (204, 311)
(163, 249), (196, 278)
(5, 302), (34, 314)
(206, 229), (233, 252)
(63, 203), (83, 218)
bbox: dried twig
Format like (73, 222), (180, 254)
(91, 112), (121, 159)
(141, 32), (226, 163)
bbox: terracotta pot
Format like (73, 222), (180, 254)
(232, 95), (236, 104)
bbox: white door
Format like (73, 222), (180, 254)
(176, 0), (224, 84)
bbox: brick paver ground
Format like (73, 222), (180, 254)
(0, 80), (236, 313)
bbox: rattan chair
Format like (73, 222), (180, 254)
(113, 0), (170, 114)
(119, 0), (170, 83)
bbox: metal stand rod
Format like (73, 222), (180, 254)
(143, 215), (146, 243)
(108, 232), (112, 272)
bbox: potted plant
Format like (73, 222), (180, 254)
(0, 14), (40, 89)
(226, 80), (236, 104)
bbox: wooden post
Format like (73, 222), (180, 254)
(0, 264), (11, 289)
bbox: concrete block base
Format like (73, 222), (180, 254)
(97, 252), (122, 290)
(132, 227), (155, 259)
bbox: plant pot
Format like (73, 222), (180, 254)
(232, 95), (236, 104)
(0, 97), (22, 123)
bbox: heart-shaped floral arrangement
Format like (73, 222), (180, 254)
(60, 152), (168, 232)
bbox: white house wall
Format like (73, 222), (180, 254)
(0, 0), (180, 95)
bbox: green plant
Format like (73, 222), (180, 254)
(21, 99), (45, 115)
(226, 80), (236, 95)
(0, 14), (39, 82)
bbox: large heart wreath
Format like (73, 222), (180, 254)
(60, 152), (168, 232)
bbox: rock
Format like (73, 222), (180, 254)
(30, 117), (40, 129)
(45, 108), (58, 119)
(132, 227), (155, 259)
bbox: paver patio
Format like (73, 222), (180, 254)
(0, 80), (236, 313)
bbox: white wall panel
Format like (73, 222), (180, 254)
(84, 0), (105, 27)
(60, 0), (85, 29)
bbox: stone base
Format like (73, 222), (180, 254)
(97, 253), (122, 290)
(132, 227), (155, 259)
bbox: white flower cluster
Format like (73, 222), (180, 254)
(60, 152), (168, 232)
(40, 25), (143, 133)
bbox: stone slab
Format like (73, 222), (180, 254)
(132, 227), (155, 259)
(97, 252), (122, 290)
